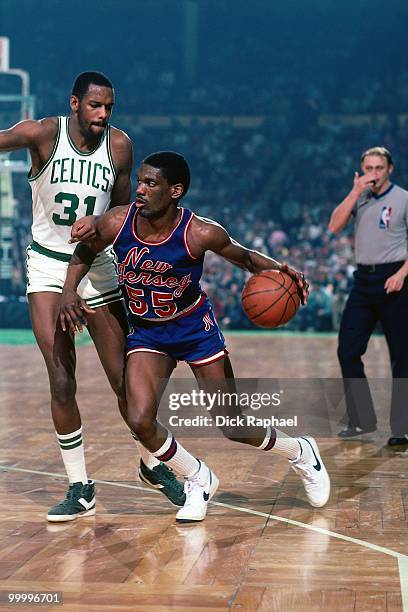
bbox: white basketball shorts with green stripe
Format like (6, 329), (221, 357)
(26, 241), (122, 308)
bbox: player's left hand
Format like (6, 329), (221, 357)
(280, 263), (309, 305)
(59, 288), (96, 333)
(69, 215), (99, 244)
(384, 270), (406, 294)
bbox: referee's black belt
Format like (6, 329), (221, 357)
(357, 260), (405, 273)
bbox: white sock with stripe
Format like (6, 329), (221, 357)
(153, 430), (200, 478)
(130, 431), (161, 469)
(258, 426), (301, 460)
(56, 426), (88, 485)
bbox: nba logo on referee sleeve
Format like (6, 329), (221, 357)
(379, 206), (392, 229)
(203, 313), (215, 331)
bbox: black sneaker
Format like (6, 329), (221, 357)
(47, 480), (95, 522)
(338, 425), (377, 439)
(388, 435), (408, 446)
(139, 461), (186, 506)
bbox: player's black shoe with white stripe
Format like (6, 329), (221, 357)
(47, 480), (95, 522)
(139, 460), (186, 506)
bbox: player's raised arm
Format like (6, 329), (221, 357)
(60, 206), (128, 332)
(0, 117), (58, 157)
(188, 216), (309, 304)
(0, 119), (41, 150)
(0, 118), (60, 180)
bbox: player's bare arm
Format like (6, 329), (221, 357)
(0, 117), (58, 176)
(188, 216), (309, 303)
(60, 206), (128, 332)
(328, 172), (377, 233)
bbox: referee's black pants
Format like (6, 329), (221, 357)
(338, 261), (408, 436)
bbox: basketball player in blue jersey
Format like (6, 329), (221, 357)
(61, 151), (330, 522)
(0, 76), (184, 522)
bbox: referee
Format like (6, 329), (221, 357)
(329, 146), (408, 446)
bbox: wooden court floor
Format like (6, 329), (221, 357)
(0, 333), (407, 611)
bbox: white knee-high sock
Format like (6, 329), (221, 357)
(152, 430), (200, 478)
(56, 426), (88, 485)
(258, 426), (301, 461)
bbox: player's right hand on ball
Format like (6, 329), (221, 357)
(69, 215), (99, 243)
(59, 289), (95, 333)
(280, 263), (309, 305)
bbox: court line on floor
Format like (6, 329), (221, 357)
(400, 557), (408, 612)
(2, 464), (407, 609)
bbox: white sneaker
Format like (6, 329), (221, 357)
(176, 461), (219, 523)
(290, 437), (330, 508)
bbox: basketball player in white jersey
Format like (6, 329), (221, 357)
(0, 72), (185, 521)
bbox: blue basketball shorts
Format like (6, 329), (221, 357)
(126, 299), (228, 366)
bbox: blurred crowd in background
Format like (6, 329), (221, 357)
(1, 0), (407, 331)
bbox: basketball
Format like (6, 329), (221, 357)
(241, 269), (301, 328)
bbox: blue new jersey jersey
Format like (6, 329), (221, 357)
(113, 204), (205, 321)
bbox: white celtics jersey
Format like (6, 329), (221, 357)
(29, 116), (116, 256)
